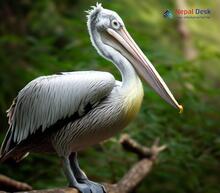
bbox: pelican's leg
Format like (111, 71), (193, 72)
(69, 152), (106, 193)
(69, 153), (88, 180)
(62, 156), (91, 193)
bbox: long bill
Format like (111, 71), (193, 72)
(107, 27), (183, 113)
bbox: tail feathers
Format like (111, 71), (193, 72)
(1, 125), (29, 163)
(18, 152), (29, 162)
(1, 126), (29, 163)
(0, 153), (9, 163)
(0, 147), (29, 163)
(0, 126), (14, 157)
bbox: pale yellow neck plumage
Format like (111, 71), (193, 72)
(122, 76), (144, 124)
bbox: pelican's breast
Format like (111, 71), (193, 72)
(122, 78), (144, 124)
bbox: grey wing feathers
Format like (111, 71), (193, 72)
(1, 71), (115, 155)
(6, 97), (17, 125)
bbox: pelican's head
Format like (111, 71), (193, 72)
(86, 3), (183, 112)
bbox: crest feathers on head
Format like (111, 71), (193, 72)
(86, 2), (103, 21)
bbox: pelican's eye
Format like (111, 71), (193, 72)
(111, 19), (120, 30)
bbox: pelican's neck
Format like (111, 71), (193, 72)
(89, 28), (140, 91)
(107, 49), (139, 90)
(111, 51), (138, 89)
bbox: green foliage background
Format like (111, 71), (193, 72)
(0, 0), (220, 192)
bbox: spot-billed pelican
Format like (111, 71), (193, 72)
(0, 4), (183, 193)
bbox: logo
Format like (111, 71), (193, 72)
(163, 9), (173, 19)
(163, 8), (211, 19)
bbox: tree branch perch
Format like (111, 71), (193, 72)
(0, 134), (166, 193)
(0, 174), (32, 192)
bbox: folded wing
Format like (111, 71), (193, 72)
(0, 71), (115, 157)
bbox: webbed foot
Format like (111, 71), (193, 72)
(69, 183), (91, 193)
(78, 180), (106, 193)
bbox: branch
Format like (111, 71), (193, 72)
(0, 134), (166, 193)
(0, 174), (32, 192)
(105, 135), (166, 193)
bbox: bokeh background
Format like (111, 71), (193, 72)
(0, 0), (220, 193)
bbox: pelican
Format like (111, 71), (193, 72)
(0, 3), (183, 193)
